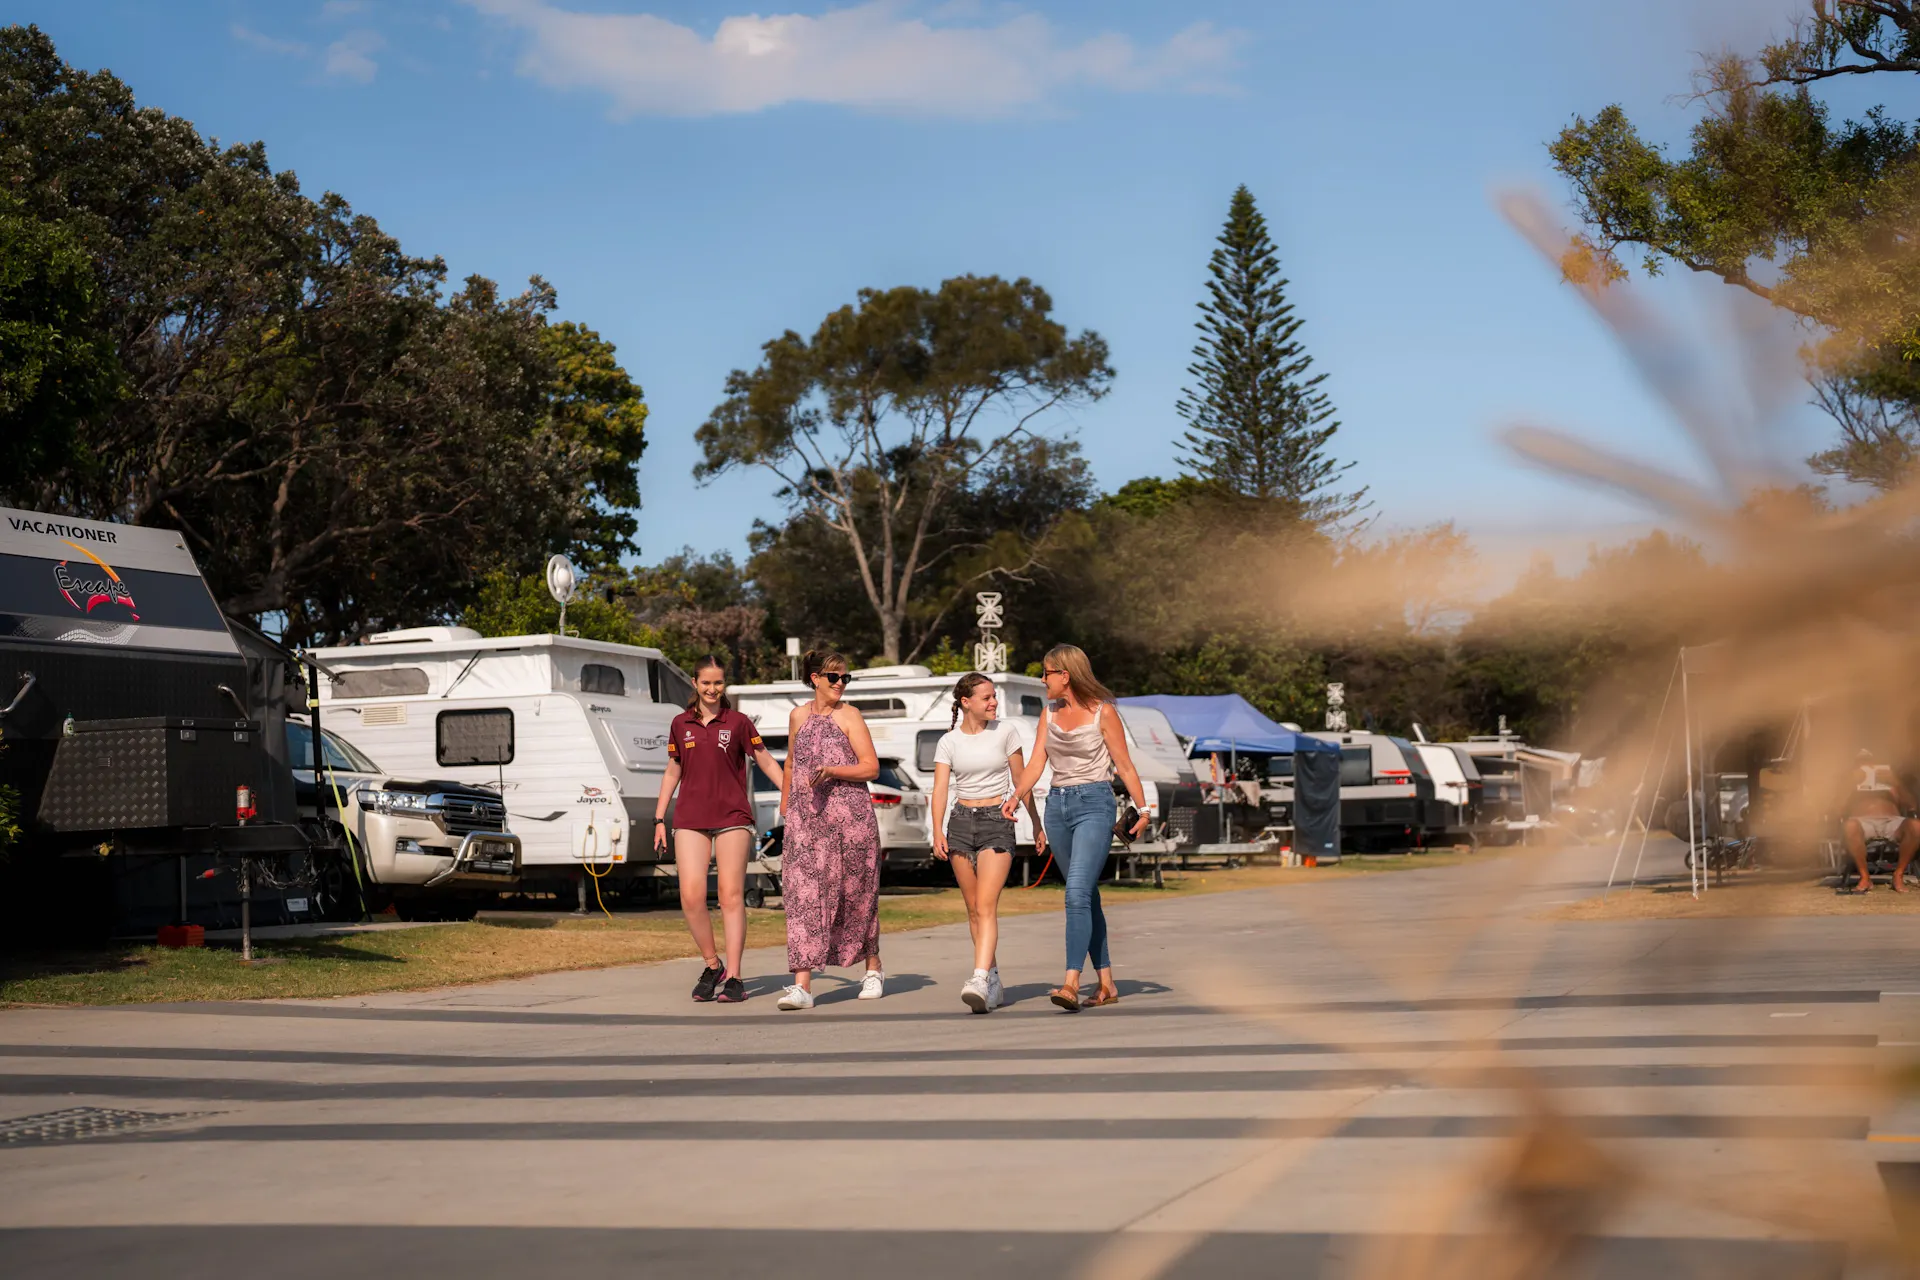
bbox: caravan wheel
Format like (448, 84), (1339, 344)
(744, 882), (766, 910)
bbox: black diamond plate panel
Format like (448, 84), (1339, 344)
(38, 718), (269, 831)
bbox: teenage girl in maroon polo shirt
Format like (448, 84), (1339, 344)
(654, 655), (784, 1003)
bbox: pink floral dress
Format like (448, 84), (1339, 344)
(783, 709), (882, 971)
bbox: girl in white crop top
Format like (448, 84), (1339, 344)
(930, 674), (1044, 1012)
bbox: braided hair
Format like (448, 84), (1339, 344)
(949, 672), (994, 729)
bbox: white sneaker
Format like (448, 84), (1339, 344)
(987, 967), (1005, 1010)
(776, 984), (814, 1011)
(858, 969), (886, 1000)
(961, 969), (992, 1014)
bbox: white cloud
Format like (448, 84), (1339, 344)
(465, 0), (1242, 118)
(325, 29), (387, 82)
(231, 23), (310, 57)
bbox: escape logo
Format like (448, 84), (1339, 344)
(52, 540), (139, 620)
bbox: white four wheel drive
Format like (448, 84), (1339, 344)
(288, 717), (520, 919)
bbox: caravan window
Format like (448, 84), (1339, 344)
(1020, 696), (1044, 717)
(916, 729), (944, 774)
(331, 667), (429, 698)
(1267, 756), (1295, 779)
(580, 663), (625, 696)
(1339, 747), (1373, 787)
(437, 708), (515, 766)
(847, 697), (908, 719)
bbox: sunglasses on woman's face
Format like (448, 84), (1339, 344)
(1043, 669), (1066, 678)
(818, 672), (854, 686)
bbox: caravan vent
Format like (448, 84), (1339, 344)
(847, 697), (909, 720)
(362, 704), (407, 727)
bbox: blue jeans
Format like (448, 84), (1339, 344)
(1045, 782), (1115, 973)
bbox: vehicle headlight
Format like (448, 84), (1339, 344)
(362, 788), (431, 816)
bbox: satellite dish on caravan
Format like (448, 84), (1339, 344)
(545, 555), (578, 605)
(546, 554), (578, 635)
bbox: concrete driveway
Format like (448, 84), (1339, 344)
(2, 839), (1914, 1278)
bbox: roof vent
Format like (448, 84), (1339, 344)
(367, 626), (483, 646)
(857, 664), (934, 679)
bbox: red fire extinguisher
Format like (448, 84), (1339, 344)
(235, 785), (256, 824)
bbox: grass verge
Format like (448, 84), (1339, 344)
(1551, 876), (1920, 921)
(0, 852), (1477, 1006)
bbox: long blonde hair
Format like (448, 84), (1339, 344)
(1044, 643), (1114, 709)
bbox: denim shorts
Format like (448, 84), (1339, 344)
(946, 805), (1017, 861)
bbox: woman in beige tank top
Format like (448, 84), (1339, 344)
(1004, 644), (1150, 1011)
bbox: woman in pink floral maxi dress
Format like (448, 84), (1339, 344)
(776, 650), (884, 1010)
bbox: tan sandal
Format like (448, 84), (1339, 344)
(1086, 988), (1121, 1008)
(1049, 986), (1081, 1012)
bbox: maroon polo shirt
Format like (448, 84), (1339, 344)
(666, 707), (763, 830)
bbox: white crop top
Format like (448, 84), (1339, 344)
(933, 720), (1023, 800)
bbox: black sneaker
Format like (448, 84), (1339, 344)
(691, 964), (726, 1002)
(716, 976), (747, 1003)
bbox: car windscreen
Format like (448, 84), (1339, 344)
(875, 758), (916, 790)
(287, 721), (381, 774)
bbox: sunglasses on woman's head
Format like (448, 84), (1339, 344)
(818, 672), (854, 686)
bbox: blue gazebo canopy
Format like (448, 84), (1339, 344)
(1119, 694), (1338, 757)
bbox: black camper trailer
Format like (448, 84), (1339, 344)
(0, 507), (339, 938)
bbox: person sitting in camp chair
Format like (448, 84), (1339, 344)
(1841, 750), (1920, 894)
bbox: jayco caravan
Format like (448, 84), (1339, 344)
(308, 627), (698, 895)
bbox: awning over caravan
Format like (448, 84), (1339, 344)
(1516, 746), (1582, 780)
(0, 507), (237, 655)
(1117, 694), (1338, 756)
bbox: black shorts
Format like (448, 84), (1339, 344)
(946, 805), (1016, 862)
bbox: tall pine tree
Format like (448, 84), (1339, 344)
(1176, 186), (1363, 523)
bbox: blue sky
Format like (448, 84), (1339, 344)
(30, 0), (1840, 576)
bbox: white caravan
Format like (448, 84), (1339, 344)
(732, 665), (1187, 849)
(1113, 703), (1201, 840)
(307, 627), (698, 890)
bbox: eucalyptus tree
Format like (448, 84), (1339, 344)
(696, 274), (1112, 663)
(1550, 1), (1920, 488)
